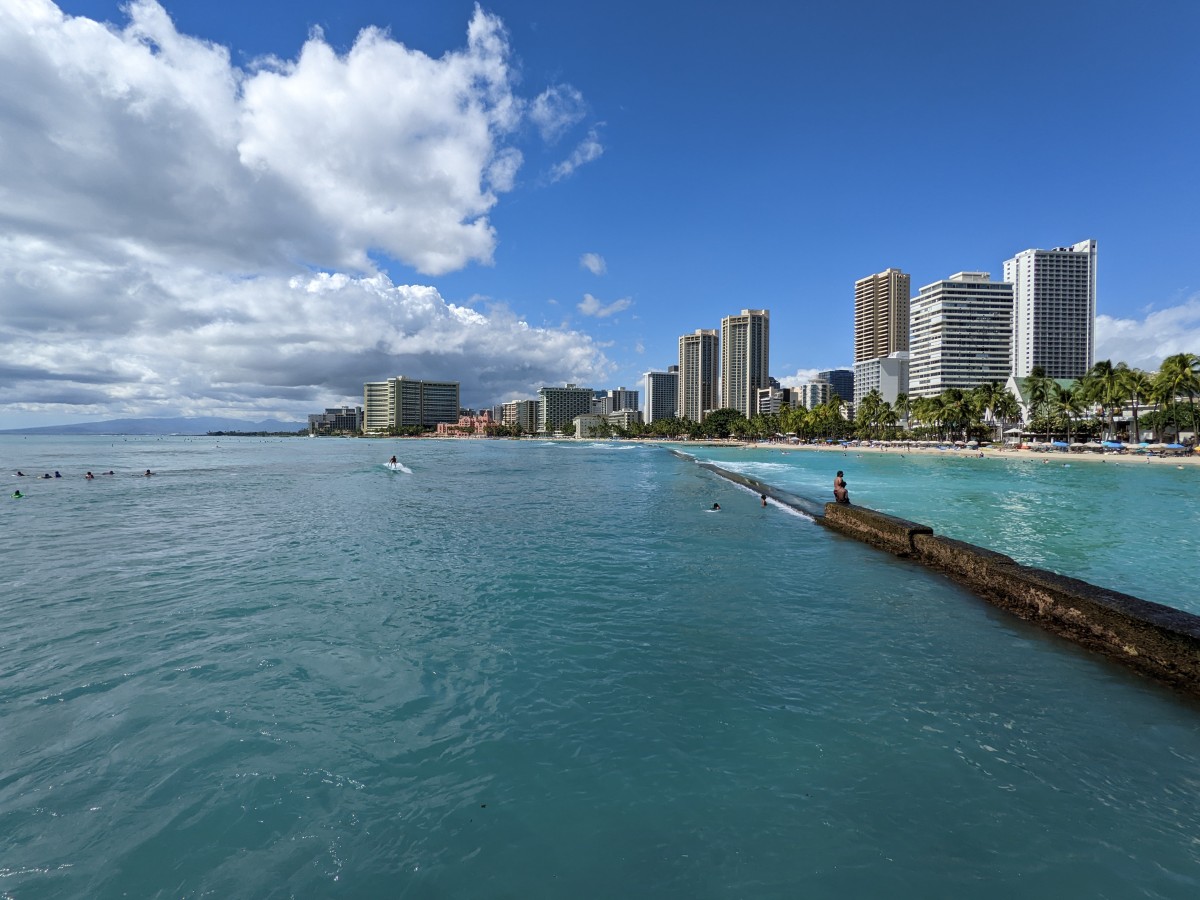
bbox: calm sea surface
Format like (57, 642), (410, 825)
(2, 435), (1199, 899)
(684, 443), (1200, 615)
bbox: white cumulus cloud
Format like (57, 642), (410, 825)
(1095, 296), (1200, 372)
(577, 293), (631, 318)
(529, 85), (586, 142)
(0, 1), (613, 424)
(779, 368), (825, 388)
(550, 126), (604, 182)
(580, 252), (607, 275)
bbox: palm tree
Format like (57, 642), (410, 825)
(972, 381), (1005, 442)
(1154, 353), (1200, 444)
(893, 393), (910, 431)
(1051, 382), (1084, 443)
(1025, 366), (1055, 441)
(1119, 367), (1154, 444)
(1082, 360), (1125, 441)
(993, 391), (1021, 443)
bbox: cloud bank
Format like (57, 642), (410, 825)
(1095, 296), (1200, 372)
(0, 0), (607, 424)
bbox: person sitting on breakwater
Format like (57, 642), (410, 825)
(833, 471), (850, 504)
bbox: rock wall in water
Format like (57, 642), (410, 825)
(822, 502), (1200, 697)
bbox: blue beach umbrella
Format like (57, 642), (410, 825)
(1165, 443), (1186, 450)
(1052, 441), (1069, 448)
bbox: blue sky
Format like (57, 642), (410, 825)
(3, 0), (1198, 426)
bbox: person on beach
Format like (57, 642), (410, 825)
(833, 471), (850, 504)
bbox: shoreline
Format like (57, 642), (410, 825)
(731, 440), (1199, 467)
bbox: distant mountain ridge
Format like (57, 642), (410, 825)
(0, 416), (307, 435)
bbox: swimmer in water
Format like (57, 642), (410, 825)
(711, 502), (721, 511)
(143, 469), (154, 477)
(54, 471), (62, 478)
(12, 490), (22, 499)
(85, 472), (95, 479)
(760, 493), (767, 507)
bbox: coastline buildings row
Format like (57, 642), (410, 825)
(310, 237), (1099, 434)
(322, 376), (644, 436)
(853, 239), (1097, 408)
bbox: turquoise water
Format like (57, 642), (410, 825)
(684, 443), (1200, 615)
(3, 435), (1200, 898)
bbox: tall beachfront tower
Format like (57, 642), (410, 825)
(1003, 239), (1097, 379)
(537, 384), (594, 433)
(854, 268), (910, 363)
(643, 366), (679, 423)
(909, 272), (1014, 398)
(720, 309), (770, 418)
(363, 376), (460, 433)
(677, 329), (719, 423)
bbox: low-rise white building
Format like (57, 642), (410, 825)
(854, 352), (909, 406)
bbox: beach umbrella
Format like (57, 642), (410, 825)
(1166, 443), (1186, 450)
(1052, 441), (1069, 448)
(954, 440), (966, 446)
(966, 440), (979, 447)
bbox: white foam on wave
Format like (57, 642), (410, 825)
(731, 480), (815, 522)
(384, 462), (413, 474)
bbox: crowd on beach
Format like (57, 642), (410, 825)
(743, 438), (1196, 467)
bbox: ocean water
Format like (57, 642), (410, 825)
(683, 443), (1200, 615)
(2, 435), (1200, 899)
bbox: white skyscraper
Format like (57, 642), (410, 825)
(1003, 239), (1097, 379)
(643, 366), (679, 423)
(909, 272), (1013, 398)
(720, 309), (770, 418)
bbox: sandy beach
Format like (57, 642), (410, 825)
(733, 440), (1199, 467)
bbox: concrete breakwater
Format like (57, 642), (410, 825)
(683, 452), (1200, 697)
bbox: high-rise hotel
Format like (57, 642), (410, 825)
(720, 309), (770, 418)
(909, 272), (1013, 398)
(1003, 239), (1097, 379)
(643, 365), (679, 423)
(363, 376), (460, 433)
(854, 268), (910, 364)
(677, 329), (719, 423)
(853, 268), (910, 406)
